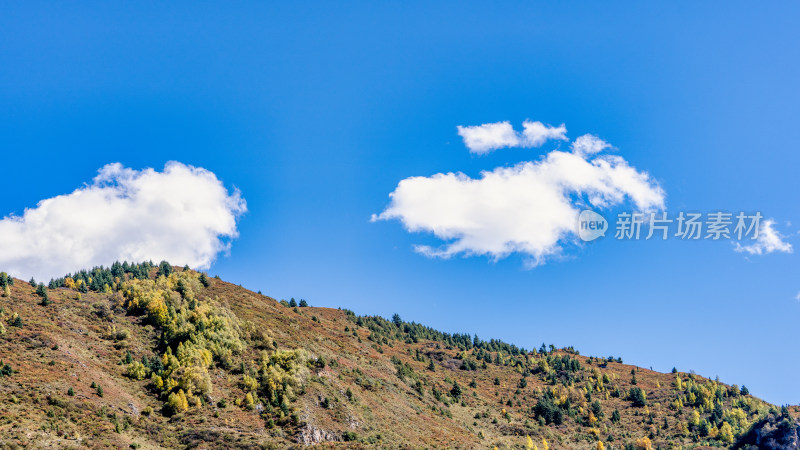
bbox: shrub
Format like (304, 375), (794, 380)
(342, 431), (359, 442)
(9, 313), (22, 327)
(0, 361), (13, 377)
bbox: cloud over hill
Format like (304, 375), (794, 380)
(0, 161), (246, 280)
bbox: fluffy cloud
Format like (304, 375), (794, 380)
(571, 134), (612, 157)
(373, 129), (664, 267)
(456, 120), (567, 154)
(0, 162), (246, 280)
(734, 219), (793, 255)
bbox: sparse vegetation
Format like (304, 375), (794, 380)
(0, 262), (784, 448)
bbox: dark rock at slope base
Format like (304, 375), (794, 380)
(735, 413), (800, 449)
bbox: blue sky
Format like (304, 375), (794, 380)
(1, 2), (799, 405)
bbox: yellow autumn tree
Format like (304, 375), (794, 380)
(689, 409), (700, 427)
(525, 435), (534, 449)
(244, 392), (256, 409)
(634, 437), (652, 450)
(541, 438), (549, 450)
(125, 361), (148, 380)
(719, 422), (735, 444)
(166, 389), (189, 414)
(597, 442), (605, 450)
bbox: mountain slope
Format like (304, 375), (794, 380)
(0, 264), (793, 449)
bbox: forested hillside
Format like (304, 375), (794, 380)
(0, 263), (795, 449)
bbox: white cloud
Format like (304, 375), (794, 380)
(795, 291), (800, 302)
(734, 219), (793, 255)
(456, 121), (518, 154)
(457, 120), (567, 154)
(373, 128), (665, 267)
(521, 121), (568, 148)
(571, 134), (611, 157)
(0, 162), (246, 281)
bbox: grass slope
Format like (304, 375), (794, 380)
(0, 266), (795, 449)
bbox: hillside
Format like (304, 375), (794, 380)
(0, 263), (795, 449)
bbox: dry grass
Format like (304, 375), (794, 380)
(0, 272), (793, 449)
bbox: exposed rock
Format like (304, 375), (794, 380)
(735, 412), (800, 449)
(297, 424), (340, 445)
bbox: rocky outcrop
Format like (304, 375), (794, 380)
(297, 423), (340, 445)
(735, 412), (800, 449)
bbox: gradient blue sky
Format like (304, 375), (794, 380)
(1, 2), (798, 405)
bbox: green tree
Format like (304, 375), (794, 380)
(450, 381), (462, 399)
(629, 387), (647, 407)
(289, 298), (297, 307)
(198, 272), (210, 287)
(299, 299), (308, 307)
(157, 261), (172, 278)
(0, 361), (13, 377)
(40, 290), (51, 306)
(9, 314), (22, 327)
